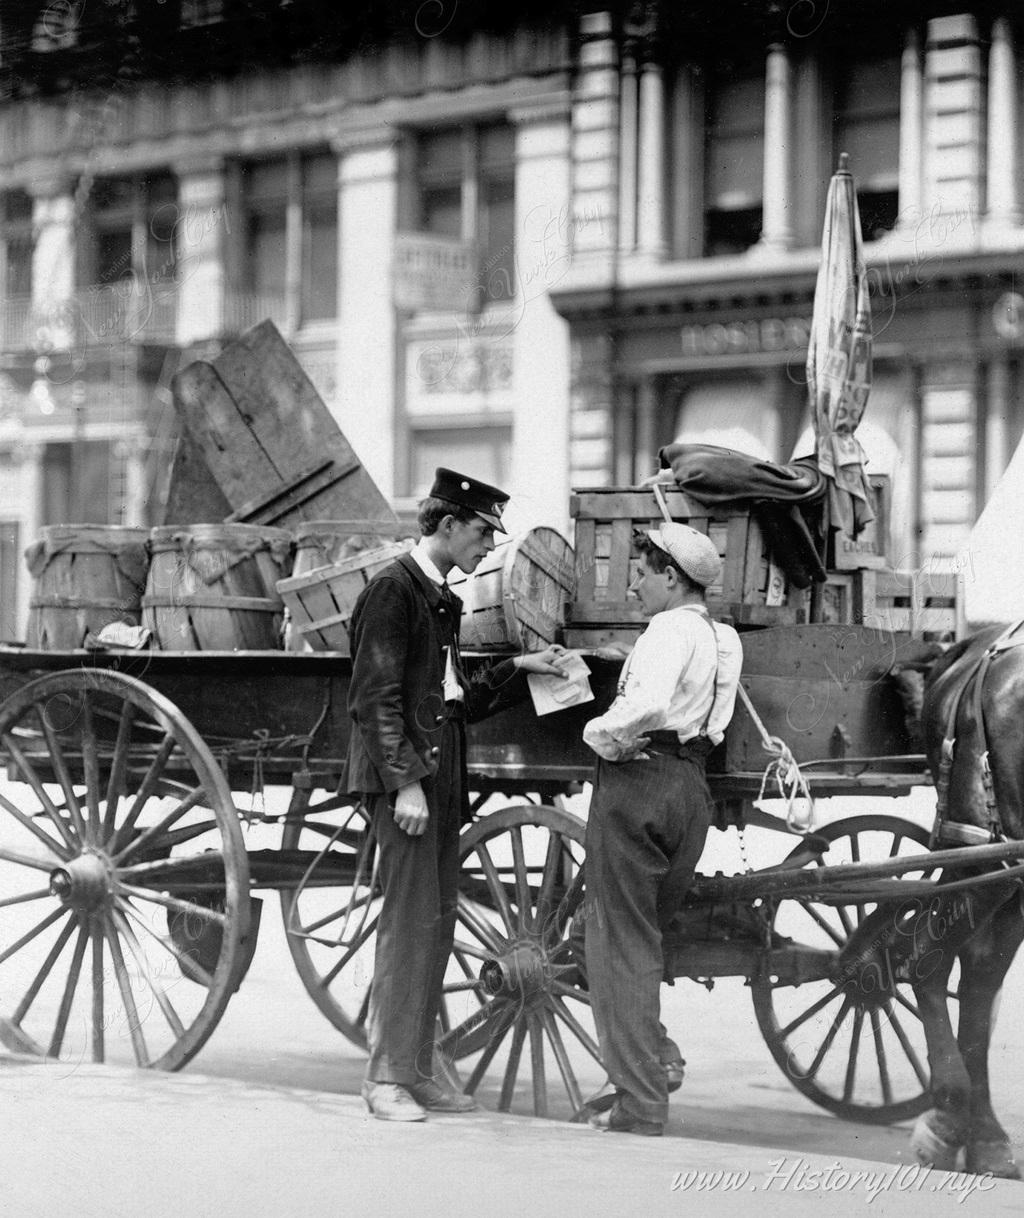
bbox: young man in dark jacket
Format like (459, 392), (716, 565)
(347, 467), (568, 1121)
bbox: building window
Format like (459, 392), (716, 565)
(703, 66), (764, 256)
(416, 123), (516, 306)
(41, 441), (114, 526)
(832, 54), (901, 240)
(237, 150), (338, 330)
(87, 171), (179, 287)
(0, 189), (32, 300)
(409, 426), (512, 500)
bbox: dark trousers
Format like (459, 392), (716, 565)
(365, 720), (463, 1085)
(584, 745), (713, 1123)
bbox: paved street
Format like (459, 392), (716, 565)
(2, 783), (1024, 1215)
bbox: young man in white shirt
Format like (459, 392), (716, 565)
(582, 522), (743, 1136)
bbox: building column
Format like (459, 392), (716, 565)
(634, 377), (658, 480)
(984, 18), (1020, 232)
(15, 441), (44, 639)
(123, 435), (149, 527)
(29, 176), (76, 351)
(669, 65), (702, 260)
(758, 42), (794, 254)
(897, 27), (923, 231)
(570, 11), (619, 276)
(636, 57), (667, 259)
(617, 51), (639, 255)
(985, 357), (1012, 498)
(174, 157), (228, 346)
(335, 131), (398, 500)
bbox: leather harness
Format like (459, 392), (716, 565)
(932, 618), (1024, 847)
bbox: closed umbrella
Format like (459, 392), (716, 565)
(806, 152), (874, 538)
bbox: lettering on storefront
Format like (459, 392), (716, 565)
(680, 317), (811, 358)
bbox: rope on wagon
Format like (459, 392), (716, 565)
(736, 683), (816, 834)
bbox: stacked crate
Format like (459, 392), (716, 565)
(565, 487), (804, 647)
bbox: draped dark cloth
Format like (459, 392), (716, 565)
(658, 443), (828, 589)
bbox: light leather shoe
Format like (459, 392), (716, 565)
(588, 1100), (664, 1137)
(665, 1057), (685, 1093)
(406, 1078), (478, 1113)
(361, 1080), (427, 1122)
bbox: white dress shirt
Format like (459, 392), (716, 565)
(409, 540), (464, 703)
(583, 605), (743, 762)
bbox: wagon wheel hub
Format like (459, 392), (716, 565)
(49, 850), (113, 913)
(480, 941), (550, 1001)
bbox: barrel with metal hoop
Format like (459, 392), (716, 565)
(24, 523), (150, 649)
(142, 523), (294, 650)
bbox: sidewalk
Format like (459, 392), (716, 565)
(1, 1053), (1019, 1218)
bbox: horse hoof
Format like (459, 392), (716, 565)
(965, 1141), (1021, 1179)
(911, 1110), (964, 1170)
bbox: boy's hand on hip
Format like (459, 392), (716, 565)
(394, 780), (429, 836)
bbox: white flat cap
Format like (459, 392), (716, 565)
(645, 522), (722, 588)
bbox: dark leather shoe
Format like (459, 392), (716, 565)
(361, 1081), (427, 1122)
(406, 1078), (478, 1113)
(588, 1101), (664, 1137)
(665, 1057), (686, 1093)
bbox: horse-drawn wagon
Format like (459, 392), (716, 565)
(0, 521), (1002, 1141)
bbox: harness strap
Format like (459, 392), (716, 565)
(933, 617), (1024, 846)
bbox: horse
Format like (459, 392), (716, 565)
(904, 621), (1024, 1177)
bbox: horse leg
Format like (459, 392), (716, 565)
(958, 896), (1024, 1179)
(909, 942), (970, 1170)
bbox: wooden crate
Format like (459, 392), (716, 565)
(565, 487), (801, 646)
(816, 568), (963, 637)
(168, 320), (398, 529)
(830, 473), (891, 570)
(276, 539), (414, 654)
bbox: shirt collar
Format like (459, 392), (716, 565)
(410, 539), (448, 588)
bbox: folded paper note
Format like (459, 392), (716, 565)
(527, 651), (595, 716)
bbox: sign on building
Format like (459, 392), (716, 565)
(393, 233), (477, 313)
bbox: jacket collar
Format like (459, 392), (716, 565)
(396, 551), (452, 609)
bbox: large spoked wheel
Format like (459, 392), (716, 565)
(0, 670), (250, 1070)
(751, 814), (956, 1124)
(438, 803), (598, 1120)
(279, 790), (378, 1047)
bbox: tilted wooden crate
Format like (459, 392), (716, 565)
(565, 487), (803, 647)
(817, 568), (964, 638)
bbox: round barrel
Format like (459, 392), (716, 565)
(142, 524), (294, 651)
(292, 519), (418, 579)
(25, 524), (150, 650)
(448, 527), (575, 651)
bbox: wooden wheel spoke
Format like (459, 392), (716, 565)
(528, 1012), (548, 1117)
(497, 1015), (528, 1110)
(113, 784), (211, 865)
(299, 894), (374, 939)
(79, 695), (102, 846)
(795, 898), (846, 947)
(538, 1006), (582, 1111)
(116, 896), (214, 989)
(102, 703), (136, 839)
(11, 916), (78, 1025)
(117, 883), (227, 927)
(112, 907), (186, 1040)
(834, 903), (855, 938)
(455, 897), (506, 953)
(842, 1007), (864, 1103)
(0, 845), (62, 872)
(548, 868), (585, 942)
(550, 978), (592, 1005)
(893, 990), (921, 1020)
(535, 832), (565, 929)
(550, 996), (602, 1062)
(449, 938), (490, 963)
(32, 708), (88, 842)
(103, 914), (149, 1067)
(509, 826), (532, 926)
(91, 921), (105, 1063)
(0, 789), (70, 861)
(48, 920), (89, 1057)
(804, 996), (852, 1081)
(316, 914), (380, 988)
(464, 1003), (517, 1096)
(438, 998), (511, 1063)
(472, 841), (516, 935)
(869, 1008), (893, 1106)
(778, 982), (845, 1040)
(882, 1003), (929, 1088)
(0, 906), (68, 967)
(109, 733), (178, 854)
